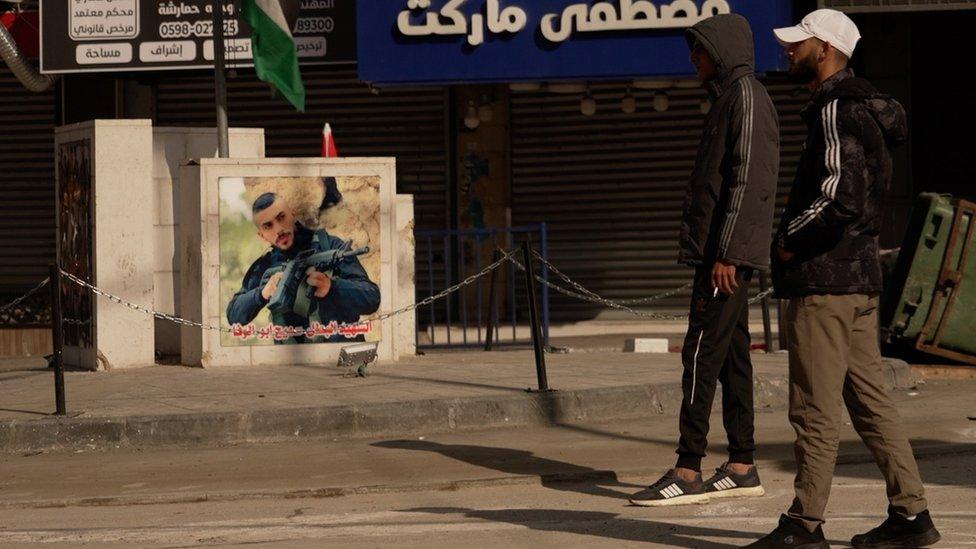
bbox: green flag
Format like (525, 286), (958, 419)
(242, 0), (306, 111)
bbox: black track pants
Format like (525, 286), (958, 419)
(675, 265), (756, 472)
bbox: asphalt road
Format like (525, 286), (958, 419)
(0, 379), (973, 548)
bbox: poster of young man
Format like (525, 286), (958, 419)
(218, 175), (382, 346)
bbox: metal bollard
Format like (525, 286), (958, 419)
(521, 241), (551, 392)
(484, 249), (501, 352)
(49, 264), (66, 416)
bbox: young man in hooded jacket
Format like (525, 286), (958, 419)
(747, 10), (940, 549)
(629, 13), (779, 507)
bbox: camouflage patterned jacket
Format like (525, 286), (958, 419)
(772, 69), (908, 298)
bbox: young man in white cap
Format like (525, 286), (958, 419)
(746, 9), (940, 549)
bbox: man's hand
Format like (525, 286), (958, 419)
(776, 246), (795, 262)
(712, 260), (738, 296)
(306, 267), (332, 298)
(261, 272), (284, 301)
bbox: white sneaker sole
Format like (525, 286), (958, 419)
(629, 493), (711, 507)
(705, 485), (765, 499)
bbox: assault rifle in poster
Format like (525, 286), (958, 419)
(259, 245), (370, 318)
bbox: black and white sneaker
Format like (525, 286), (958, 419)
(704, 463), (765, 499)
(629, 469), (709, 507)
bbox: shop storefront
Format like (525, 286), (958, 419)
(358, 0), (801, 321)
(0, 63), (56, 329)
(4, 0), (973, 353)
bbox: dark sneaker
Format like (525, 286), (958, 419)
(629, 469), (709, 507)
(851, 508), (941, 548)
(704, 463), (765, 499)
(744, 515), (829, 549)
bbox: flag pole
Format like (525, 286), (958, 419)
(212, 0), (230, 158)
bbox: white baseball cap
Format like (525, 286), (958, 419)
(774, 9), (861, 59)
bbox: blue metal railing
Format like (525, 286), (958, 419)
(413, 224), (550, 349)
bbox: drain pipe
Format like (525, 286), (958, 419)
(0, 14), (56, 92)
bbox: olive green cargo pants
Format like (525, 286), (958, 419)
(785, 293), (928, 532)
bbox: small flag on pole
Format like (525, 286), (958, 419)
(321, 123), (339, 157)
(242, 0), (306, 111)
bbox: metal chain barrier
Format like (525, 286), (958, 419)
(507, 253), (692, 320)
(531, 248), (775, 305)
(60, 269), (232, 332)
(0, 278), (50, 314)
(368, 248), (518, 323)
(531, 249), (693, 305)
(513, 249), (778, 321)
(750, 288), (776, 304)
(56, 249), (520, 334)
(48, 245), (771, 332)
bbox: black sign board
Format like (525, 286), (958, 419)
(41, 0), (355, 74)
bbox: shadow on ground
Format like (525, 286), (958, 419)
(551, 423), (976, 487)
(372, 440), (643, 500)
(403, 507), (764, 548)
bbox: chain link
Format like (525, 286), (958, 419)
(53, 245), (774, 332)
(531, 249), (693, 305)
(366, 248), (518, 323)
(508, 254), (691, 320)
(519, 250), (778, 319)
(0, 278), (50, 314)
(56, 250), (518, 334)
(59, 270), (231, 332)
(749, 288), (776, 304)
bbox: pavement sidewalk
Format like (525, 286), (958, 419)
(0, 350), (916, 454)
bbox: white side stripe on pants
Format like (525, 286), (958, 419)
(690, 328), (705, 405)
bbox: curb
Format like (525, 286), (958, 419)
(0, 359), (915, 455)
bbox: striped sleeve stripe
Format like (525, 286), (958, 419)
(788, 100), (840, 235)
(719, 79), (755, 255)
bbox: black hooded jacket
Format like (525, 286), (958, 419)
(679, 14), (780, 270)
(772, 69), (908, 297)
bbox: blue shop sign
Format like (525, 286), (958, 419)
(358, 0), (792, 85)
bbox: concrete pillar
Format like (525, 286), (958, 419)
(55, 120), (155, 370)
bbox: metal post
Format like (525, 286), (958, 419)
(484, 249), (501, 351)
(212, 0), (229, 158)
(539, 223), (551, 348)
(521, 241), (551, 392)
(49, 264), (66, 416)
(759, 272), (773, 353)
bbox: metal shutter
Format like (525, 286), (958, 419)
(0, 65), (56, 311)
(819, 0), (976, 12)
(510, 80), (808, 322)
(154, 65), (450, 232)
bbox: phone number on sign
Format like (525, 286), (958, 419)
(294, 17), (334, 34)
(158, 20), (239, 39)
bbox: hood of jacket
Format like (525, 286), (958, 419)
(685, 14), (755, 98)
(810, 68), (909, 146)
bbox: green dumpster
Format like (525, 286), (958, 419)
(882, 193), (976, 364)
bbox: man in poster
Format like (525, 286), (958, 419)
(227, 192), (380, 344)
